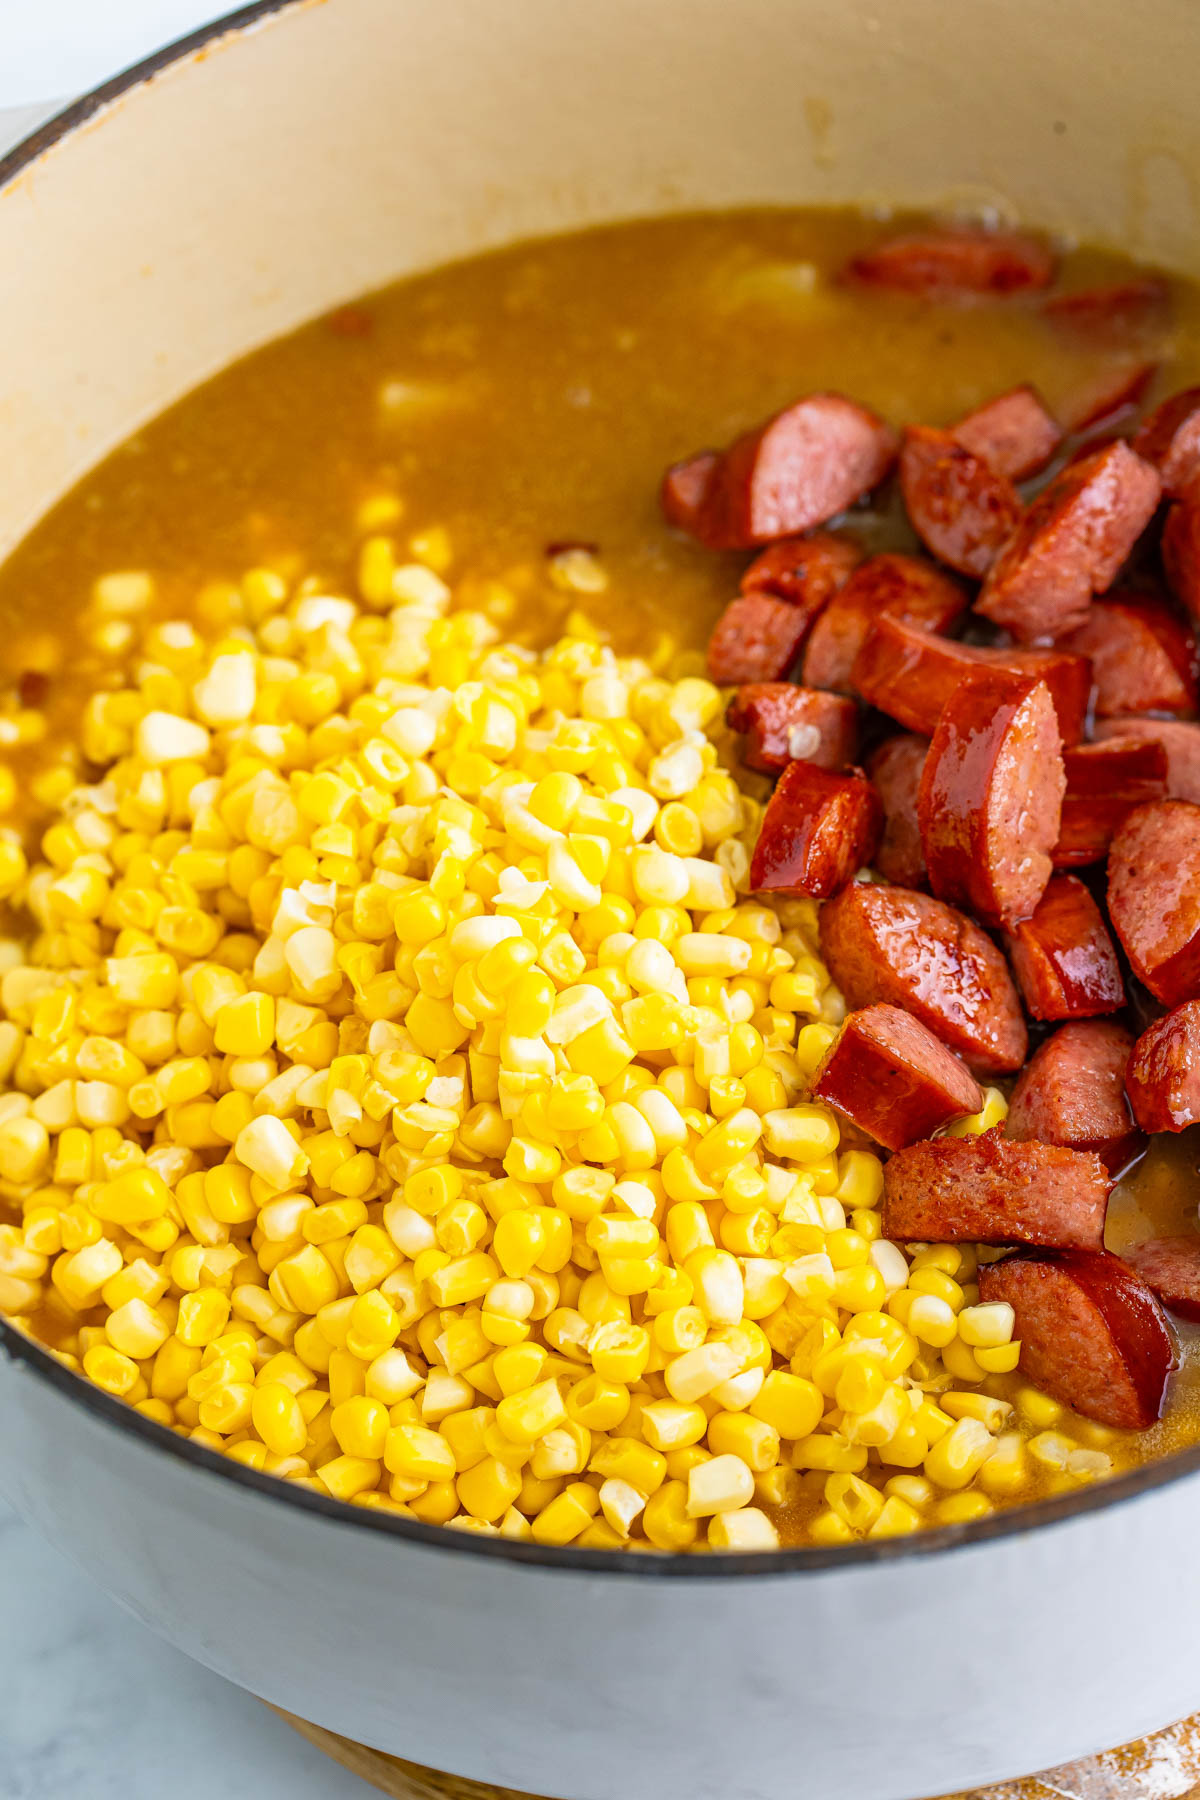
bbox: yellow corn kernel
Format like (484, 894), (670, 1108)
(252, 1382), (308, 1457)
(456, 1456), (523, 1523)
(924, 1418), (996, 1491)
(749, 1371), (824, 1440)
(331, 1395), (390, 1460)
(640, 1399), (708, 1452)
(318, 1456), (382, 1503)
(935, 1491), (994, 1526)
(869, 1495), (921, 1539)
(531, 1481), (600, 1546)
(641, 1479), (698, 1550)
(385, 1423), (457, 1483)
(707, 1507), (779, 1551)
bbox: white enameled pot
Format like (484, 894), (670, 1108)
(2, 4), (1200, 1795)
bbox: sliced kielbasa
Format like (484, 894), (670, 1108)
(706, 594), (812, 684)
(1108, 799), (1200, 1006)
(1125, 1001), (1200, 1133)
(749, 760), (881, 900)
(1058, 595), (1198, 719)
(1056, 735), (1171, 864)
(866, 734), (928, 888)
(882, 1129), (1110, 1251)
(661, 451), (721, 537)
(726, 684), (858, 773)
(1132, 387), (1200, 497)
(951, 385), (1062, 482)
(1005, 1020), (1142, 1175)
(1162, 476), (1200, 625)
(818, 882), (1027, 1074)
(975, 441), (1163, 643)
(706, 533), (867, 684)
(918, 672), (1064, 928)
(800, 552), (966, 694)
(1059, 361), (1158, 435)
(739, 531), (863, 606)
(846, 227), (1056, 297)
(899, 427), (1021, 578)
(1123, 1237), (1200, 1322)
(851, 613), (1091, 742)
(1044, 277), (1172, 347)
(662, 395), (898, 550)
(813, 1004), (982, 1151)
(1004, 874), (1125, 1020)
(978, 1247), (1174, 1429)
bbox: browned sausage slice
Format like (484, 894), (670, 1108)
(813, 1004), (982, 1151)
(1058, 361), (1158, 435)
(846, 228), (1056, 297)
(918, 672), (1065, 928)
(951, 385), (1062, 482)
(1005, 1020), (1142, 1175)
(800, 552), (966, 694)
(1093, 717), (1200, 804)
(1125, 1001), (1200, 1133)
(1123, 1237), (1200, 1322)
(749, 761), (882, 900)
(739, 531), (863, 606)
(899, 427), (1021, 578)
(1132, 387), (1200, 497)
(663, 395), (898, 550)
(882, 1129), (1110, 1251)
(726, 684), (858, 773)
(1108, 799), (1200, 1006)
(661, 451), (720, 536)
(978, 1248), (1174, 1429)
(1058, 596), (1198, 719)
(818, 882), (1027, 1074)
(975, 442), (1163, 643)
(1044, 278), (1172, 347)
(852, 613), (1091, 743)
(1055, 736), (1171, 865)
(706, 594), (811, 684)
(1004, 875), (1125, 1020)
(1162, 477), (1200, 625)
(866, 734), (929, 888)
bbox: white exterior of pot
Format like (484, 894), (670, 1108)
(5, 1336), (1200, 1799)
(2, 3), (1200, 1794)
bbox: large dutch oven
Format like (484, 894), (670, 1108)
(2, 4), (1200, 1796)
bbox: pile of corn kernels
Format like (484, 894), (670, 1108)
(0, 525), (1115, 1550)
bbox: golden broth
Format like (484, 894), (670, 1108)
(3, 207), (1200, 1533)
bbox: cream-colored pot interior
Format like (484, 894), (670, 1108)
(2, 0), (1199, 563)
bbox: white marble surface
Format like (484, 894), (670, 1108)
(0, 1497), (375, 1798)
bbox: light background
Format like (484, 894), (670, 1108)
(0, 1), (231, 107)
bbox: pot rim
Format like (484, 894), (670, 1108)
(4, 0), (1200, 1581)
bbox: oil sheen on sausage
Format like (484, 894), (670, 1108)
(882, 1128), (1110, 1250)
(1004, 874), (1125, 1020)
(1107, 799), (1200, 1006)
(978, 1248), (1174, 1429)
(749, 760), (882, 900)
(1005, 1020), (1142, 1175)
(851, 613), (1091, 742)
(813, 1004), (982, 1151)
(917, 671), (1065, 928)
(818, 882), (1027, 1074)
